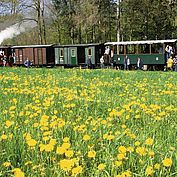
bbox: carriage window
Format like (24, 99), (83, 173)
(138, 44), (150, 54)
(88, 48), (92, 56)
(60, 49), (64, 57)
(113, 46), (117, 54)
(127, 45), (136, 54)
(119, 45), (124, 54)
(151, 44), (163, 54)
(71, 49), (75, 57)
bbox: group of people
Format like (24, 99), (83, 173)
(0, 53), (15, 67)
(123, 56), (143, 70)
(0, 52), (32, 68)
(99, 54), (143, 70)
(165, 45), (177, 71)
(166, 55), (177, 71)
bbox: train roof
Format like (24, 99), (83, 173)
(11, 44), (53, 48)
(105, 39), (177, 45)
(0, 45), (12, 48)
(54, 43), (103, 47)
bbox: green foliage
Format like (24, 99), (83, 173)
(1, 0), (177, 44)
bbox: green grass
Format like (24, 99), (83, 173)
(0, 68), (176, 177)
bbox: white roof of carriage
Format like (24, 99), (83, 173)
(105, 39), (177, 45)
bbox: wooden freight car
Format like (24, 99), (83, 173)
(11, 45), (55, 66)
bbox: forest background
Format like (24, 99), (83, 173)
(1, 0), (177, 45)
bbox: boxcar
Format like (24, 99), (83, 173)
(105, 39), (177, 70)
(11, 45), (55, 66)
(54, 43), (104, 67)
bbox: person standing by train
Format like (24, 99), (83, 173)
(173, 55), (177, 72)
(87, 56), (93, 69)
(124, 55), (128, 70)
(100, 56), (104, 69)
(127, 57), (131, 70)
(137, 57), (143, 70)
(165, 45), (173, 62)
(167, 56), (173, 71)
(3, 57), (6, 67)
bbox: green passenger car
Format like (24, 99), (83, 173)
(54, 43), (104, 67)
(105, 39), (177, 69)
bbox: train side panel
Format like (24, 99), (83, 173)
(113, 54), (165, 65)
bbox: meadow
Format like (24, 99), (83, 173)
(0, 68), (176, 177)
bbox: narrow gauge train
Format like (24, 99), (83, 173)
(0, 39), (176, 69)
(0, 43), (105, 67)
(105, 39), (177, 70)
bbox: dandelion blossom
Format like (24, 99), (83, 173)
(162, 158), (172, 167)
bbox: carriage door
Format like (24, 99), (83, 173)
(18, 49), (23, 65)
(69, 47), (77, 65)
(85, 47), (95, 64)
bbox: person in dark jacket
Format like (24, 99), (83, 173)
(124, 55), (128, 70)
(24, 58), (32, 68)
(87, 56), (92, 69)
(137, 57), (143, 70)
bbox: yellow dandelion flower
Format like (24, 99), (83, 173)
(98, 163), (106, 171)
(9, 106), (16, 111)
(39, 144), (46, 152)
(127, 146), (134, 153)
(3, 162), (11, 167)
(154, 163), (160, 170)
(65, 150), (74, 158)
(115, 175), (122, 177)
(49, 139), (57, 145)
(62, 142), (71, 149)
(148, 151), (155, 157)
(162, 158), (172, 167)
(63, 137), (70, 142)
(101, 120), (107, 125)
(25, 161), (32, 166)
(88, 150), (96, 158)
(56, 146), (66, 155)
(107, 135), (114, 141)
(122, 170), (131, 177)
(1, 134), (8, 140)
(59, 159), (75, 171)
(12, 168), (25, 177)
(83, 135), (91, 141)
(5, 120), (14, 128)
(115, 161), (122, 167)
(134, 141), (141, 146)
(121, 124), (126, 129)
(145, 166), (154, 176)
(118, 146), (126, 154)
(103, 134), (108, 139)
(145, 138), (154, 146)
(45, 144), (54, 152)
(136, 147), (146, 156)
(33, 123), (39, 127)
(117, 153), (125, 160)
(27, 139), (37, 147)
(72, 165), (83, 176)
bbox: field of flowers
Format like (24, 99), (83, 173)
(0, 68), (176, 177)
